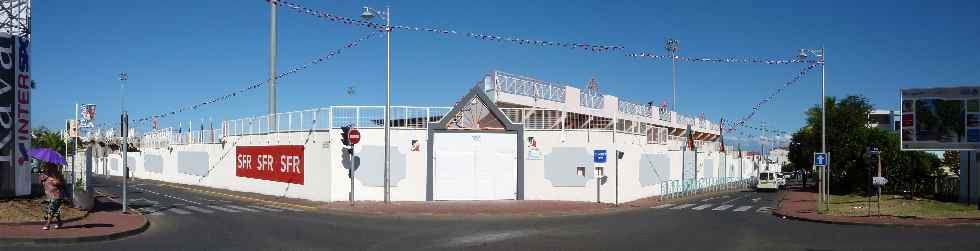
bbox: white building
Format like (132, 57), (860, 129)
(98, 71), (758, 203)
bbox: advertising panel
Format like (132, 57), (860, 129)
(236, 145), (304, 184)
(901, 86), (980, 150)
(14, 35), (30, 196)
(0, 34), (14, 195)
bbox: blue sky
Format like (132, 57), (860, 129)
(35, 0), (980, 146)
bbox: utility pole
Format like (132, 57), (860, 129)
(119, 72), (129, 213)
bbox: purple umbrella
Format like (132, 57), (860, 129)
(29, 148), (67, 165)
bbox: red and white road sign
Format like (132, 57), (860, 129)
(348, 129), (361, 145)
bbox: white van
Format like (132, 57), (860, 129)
(757, 172), (778, 191)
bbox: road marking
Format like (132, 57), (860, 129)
(167, 207), (192, 215)
(158, 183), (317, 210)
(733, 206), (753, 212)
(225, 205), (262, 212)
(719, 194), (749, 205)
(248, 205), (284, 212)
(184, 205), (215, 214)
(143, 207), (165, 216)
(208, 205), (241, 213)
(691, 204), (714, 210)
(652, 204), (675, 209)
(671, 204), (696, 210)
(756, 207), (773, 213)
(266, 205), (304, 212)
(751, 197), (761, 203)
(712, 205), (734, 211)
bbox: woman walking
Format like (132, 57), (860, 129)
(39, 163), (65, 230)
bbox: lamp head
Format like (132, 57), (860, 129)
(360, 7), (375, 20)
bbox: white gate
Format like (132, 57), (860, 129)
(433, 133), (517, 200)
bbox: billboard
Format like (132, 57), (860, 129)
(236, 145), (304, 184)
(901, 86), (980, 150)
(0, 33), (29, 196)
(79, 104), (96, 128)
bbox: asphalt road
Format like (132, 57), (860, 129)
(7, 177), (980, 250)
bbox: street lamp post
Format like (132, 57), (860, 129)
(362, 6), (392, 204)
(665, 39), (679, 112)
(269, 0), (278, 131)
(800, 48), (826, 210)
(119, 72), (129, 214)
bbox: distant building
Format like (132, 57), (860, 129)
(868, 109), (899, 131)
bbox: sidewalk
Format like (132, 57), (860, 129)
(774, 187), (980, 227)
(0, 197), (149, 245)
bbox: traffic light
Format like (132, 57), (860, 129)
(340, 125), (352, 146)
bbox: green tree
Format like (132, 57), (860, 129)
(32, 127), (68, 156)
(788, 95), (943, 195)
(942, 151), (960, 176)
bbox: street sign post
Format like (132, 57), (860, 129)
(593, 149), (607, 203)
(348, 128), (361, 145)
(814, 152), (828, 167)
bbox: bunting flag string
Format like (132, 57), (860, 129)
(626, 52), (819, 65)
(272, 0), (811, 64)
(726, 62), (820, 133)
(95, 31), (382, 128)
(722, 121), (792, 135)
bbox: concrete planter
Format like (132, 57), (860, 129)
(73, 190), (95, 211)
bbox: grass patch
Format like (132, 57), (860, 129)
(827, 194), (980, 219)
(0, 198), (87, 223)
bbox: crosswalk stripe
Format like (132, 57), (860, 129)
(733, 206), (753, 212)
(184, 205), (215, 214)
(671, 204), (696, 210)
(652, 203), (675, 209)
(691, 204), (714, 210)
(208, 205), (241, 213)
(712, 205), (734, 211)
(248, 205), (284, 212)
(225, 205), (261, 212)
(756, 207), (773, 213)
(167, 207), (192, 215)
(266, 205), (304, 212)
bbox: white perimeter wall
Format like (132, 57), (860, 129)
(97, 128), (754, 203)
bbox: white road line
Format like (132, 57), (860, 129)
(248, 205), (284, 212)
(671, 204), (696, 210)
(691, 204), (714, 210)
(719, 194), (749, 205)
(167, 207), (192, 215)
(756, 207), (773, 213)
(652, 204), (676, 209)
(266, 205), (304, 212)
(712, 205), (734, 211)
(208, 205), (241, 213)
(733, 206), (753, 212)
(225, 205), (261, 212)
(184, 205), (215, 214)
(143, 207), (165, 216)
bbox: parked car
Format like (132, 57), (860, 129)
(757, 172), (777, 192)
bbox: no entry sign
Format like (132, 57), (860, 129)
(348, 129), (361, 145)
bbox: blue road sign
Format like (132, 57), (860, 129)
(814, 153), (828, 166)
(594, 150), (608, 164)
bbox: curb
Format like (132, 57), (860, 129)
(772, 210), (980, 228)
(0, 214), (151, 246)
(0, 211), (90, 226)
(772, 191), (980, 228)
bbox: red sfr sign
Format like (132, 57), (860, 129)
(348, 129), (361, 145)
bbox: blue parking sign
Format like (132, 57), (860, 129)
(814, 153), (828, 166)
(594, 150), (608, 164)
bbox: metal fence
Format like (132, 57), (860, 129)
(223, 106), (450, 137)
(491, 71), (567, 103)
